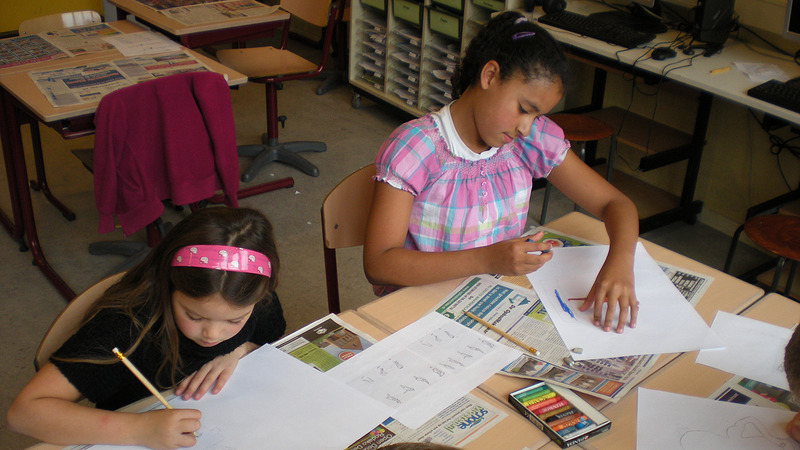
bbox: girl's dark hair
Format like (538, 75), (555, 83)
(73, 207), (279, 386)
(452, 11), (568, 98)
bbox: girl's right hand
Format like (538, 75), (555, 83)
(485, 234), (553, 276)
(136, 408), (201, 449)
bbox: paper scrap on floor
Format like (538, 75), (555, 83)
(636, 387), (800, 450)
(696, 311), (792, 391)
(527, 242), (721, 360)
(328, 312), (521, 428)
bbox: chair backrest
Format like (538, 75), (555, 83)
(281, 0), (334, 28)
(320, 165), (376, 313)
(19, 10), (102, 35)
(35, 272), (124, 370)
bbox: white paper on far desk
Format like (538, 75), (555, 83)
(102, 31), (181, 57)
(90, 344), (390, 450)
(636, 388), (800, 449)
(696, 311), (792, 391)
(328, 312), (521, 429)
(527, 242), (721, 360)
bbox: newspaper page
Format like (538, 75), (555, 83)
(274, 314), (507, 447)
(434, 275), (658, 402)
(272, 314), (376, 371)
(659, 261), (714, 307)
(158, 0), (280, 25)
(0, 35), (68, 69)
(345, 394), (508, 449)
(38, 23), (121, 56)
(711, 375), (800, 412)
(29, 51), (210, 107)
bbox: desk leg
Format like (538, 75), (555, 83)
(2, 89), (75, 300)
(0, 87), (26, 248)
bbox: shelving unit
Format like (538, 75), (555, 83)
(348, 0), (522, 115)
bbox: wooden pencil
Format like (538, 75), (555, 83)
(463, 311), (539, 356)
(112, 347), (173, 409)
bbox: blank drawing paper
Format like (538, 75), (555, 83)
(696, 311), (792, 391)
(636, 387), (800, 450)
(328, 312), (521, 429)
(527, 242), (721, 360)
(91, 344), (391, 450)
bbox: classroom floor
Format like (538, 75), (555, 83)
(0, 33), (776, 449)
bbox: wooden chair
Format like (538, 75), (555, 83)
(540, 113), (617, 223)
(724, 214), (800, 297)
(321, 165), (376, 313)
(217, 0), (345, 181)
(34, 272), (124, 371)
(17, 10), (103, 222)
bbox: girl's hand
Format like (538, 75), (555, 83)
(135, 408), (200, 449)
(484, 232), (553, 276)
(175, 344), (252, 400)
(787, 411), (800, 442)
(578, 258), (638, 333)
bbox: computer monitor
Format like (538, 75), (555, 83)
(784, 0), (800, 43)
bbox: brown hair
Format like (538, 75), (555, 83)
(60, 207), (279, 387)
(786, 325), (800, 395)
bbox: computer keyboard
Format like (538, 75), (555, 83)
(537, 10), (656, 49)
(747, 79), (800, 114)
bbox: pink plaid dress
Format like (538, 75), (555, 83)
(375, 113), (569, 253)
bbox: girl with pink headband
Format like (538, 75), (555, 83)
(8, 207), (285, 449)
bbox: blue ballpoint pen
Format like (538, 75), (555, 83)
(554, 289), (575, 319)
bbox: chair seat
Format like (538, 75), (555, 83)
(217, 47), (317, 79)
(547, 113), (614, 142)
(745, 215), (800, 261)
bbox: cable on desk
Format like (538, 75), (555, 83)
(748, 108), (800, 190)
(735, 21), (796, 62)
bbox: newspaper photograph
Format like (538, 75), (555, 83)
(712, 375), (800, 412)
(345, 394), (507, 449)
(434, 275), (657, 401)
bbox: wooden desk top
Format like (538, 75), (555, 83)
(0, 21), (247, 123)
(565, 292), (800, 450)
(109, 0), (290, 36)
(356, 212), (765, 422)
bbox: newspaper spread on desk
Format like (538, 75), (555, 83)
(272, 314), (508, 448)
(134, 0), (280, 25)
(712, 375), (800, 412)
(28, 51), (211, 108)
(430, 227), (715, 402)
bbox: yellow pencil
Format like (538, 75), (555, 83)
(463, 311), (539, 356)
(112, 347), (173, 409)
(112, 347), (199, 437)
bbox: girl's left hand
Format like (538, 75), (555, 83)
(175, 342), (257, 400)
(577, 259), (638, 334)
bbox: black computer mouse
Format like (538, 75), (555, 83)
(651, 47), (677, 60)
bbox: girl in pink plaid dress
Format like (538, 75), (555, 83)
(364, 11), (640, 333)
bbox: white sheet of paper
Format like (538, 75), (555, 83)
(92, 344), (390, 450)
(696, 311), (792, 390)
(102, 31), (181, 56)
(328, 312), (521, 428)
(636, 388), (800, 450)
(527, 242), (720, 360)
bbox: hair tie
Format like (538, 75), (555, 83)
(512, 31), (537, 40)
(515, 17), (528, 24)
(171, 245), (271, 277)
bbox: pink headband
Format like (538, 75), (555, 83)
(171, 245), (271, 277)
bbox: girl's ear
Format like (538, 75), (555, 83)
(479, 60), (501, 90)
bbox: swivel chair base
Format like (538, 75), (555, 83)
(238, 137), (325, 181)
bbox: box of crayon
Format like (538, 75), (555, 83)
(508, 382), (611, 448)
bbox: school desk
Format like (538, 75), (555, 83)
(26, 309), (551, 450)
(545, 292), (800, 450)
(109, 0), (291, 49)
(0, 21), (248, 299)
(356, 212), (765, 413)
